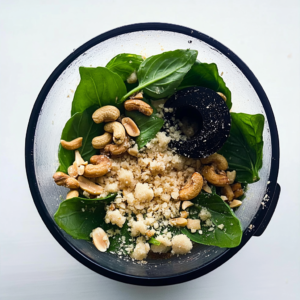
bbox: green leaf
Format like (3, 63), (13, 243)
(57, 105), (103, 173)
(181, 193), (242, 248)
(119, 49), (198, 102)
(54, 194), (117, 240)
(71, 67), (126, 115)
(148, 237), (161, 246)
(125, 108), (164, 149)
(218, 113), (265, 183)
(106, 222), (132, 254)
(178, 61), (232, 109)
(106, 53), (144, 81)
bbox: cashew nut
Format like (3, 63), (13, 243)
(202, 183), (212, 194)
(92, 132), (113, 149)
(231, 183), (244, 198)
(187, 219), (201, 231)
(84, 155), (112, 178)
(53, 172), (80, 189)
(179, 172), (203, 201)
(127, 144), (139, 157)
(217, 92), (227, 101)
(202, 165), (230, 187)
(221, 185), (234, 201)
(124, 99), (153, 116)
(131, 92), (143, 99)
(229, 200), (242, 208)
(127, 72), (137, 84)
(169, 218), (188, 227)
(66, 190), (79, 199)
(227, 170), (236, 184)
(104, 121), (126, 145)
(121, 117), (140, 137)
(91, 227), (110, 252)
(92, 106), (120, 124)
(200, 153), (228, 170)
(60, 137), (83, 150)
(180, 211), (189, 218)
(234, 189), (244, 199)
(78, 176), (104, 195)
(181, 201), (194, 210)
(104, 137), (130, 156)
(221, 195), (228, 201)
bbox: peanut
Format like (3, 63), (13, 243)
(121, 117), (140, 137)
(229, 200), (242, 208)
(78, 176), (103, 195)
(66, 190), (79, 199)
(91, 227), (110, 252)
(68, 162), (78, 178)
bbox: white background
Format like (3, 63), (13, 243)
(0, 0), (299, 299)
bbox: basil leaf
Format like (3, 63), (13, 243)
(71, 67), (126, 115)
(178, 61), (232, 109)
(218, 113), (264, 183)
(125, 109), (164, 149)
(105, 222), (132, 254)
(54, 194), (117, 240)
(181, 193), (242, 248)
(148, 237), (161, 246)
(106, 53), (143, 81)
(119, 49), (198, 102)
(57, 105), (103, 174)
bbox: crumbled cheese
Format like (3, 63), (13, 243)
(130, 220), (147, 237)
(151, 235), (172, 253)
(118, 169), (134, 189)
(134, 183), (154, 203)
(217, 224), (225, 230)
(171, 234), (193, 255)
(130, 241), (150, 261)
(82, 191), (90, 198)
(105, 210), (126, 228)
(105, 183), (119, 193)
(199, 208), (211, 221)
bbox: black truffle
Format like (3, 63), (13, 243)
(163, 87), (231, 158)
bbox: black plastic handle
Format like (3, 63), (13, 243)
(254, 183), (281, 236)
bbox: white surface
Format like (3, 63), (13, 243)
(0, 0), (299, 299)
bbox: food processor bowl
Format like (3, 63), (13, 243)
(25, 23), (280, 285)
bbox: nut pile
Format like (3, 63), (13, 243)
(53, 94), (244, 260)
